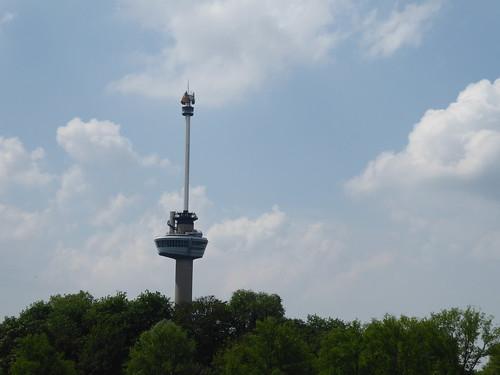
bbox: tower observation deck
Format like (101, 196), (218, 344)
(154, 90), (208, 304)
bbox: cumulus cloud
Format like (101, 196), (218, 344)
(1, 121), (355, 317)
(347, 79), (500, 195)
(0, 203), (45, 241)
(111, 0), (343, 105)
(207, 205), (286, 254)
(43, 199), (350, 317)
(473, 229), (500, 261)
(0, 12), (14, 27)
(42, 186), (212, 297)
(362, 0), (442, 58)
(4, 101), (500, 319)
(55, 166), (88, 207)
(92, 193), (139, 227)
(44, 212), (166, 294)
(5, 108), (481, 319)
(0, 137), (52, 192)
(342, 79), (500, 317)
(110, 0), (445, 105)
(57, 118), (169, 167)
(204, 208), (343, 291)
(159, 185), (213, 218)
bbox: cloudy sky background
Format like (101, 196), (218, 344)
(1, 0), (500, 321)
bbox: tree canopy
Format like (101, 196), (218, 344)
(126, 320), (195, 375)
(9, 333), (76, 375)
(1, 289), (498, 375)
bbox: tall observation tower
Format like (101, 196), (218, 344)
(155, 90), (208, 304)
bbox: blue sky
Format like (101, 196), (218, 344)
(1, 0), (500, 320)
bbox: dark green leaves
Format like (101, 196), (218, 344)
(1, 292), (499, 375)
(125, 320), (196, 375)
(10, 333), (76, 375)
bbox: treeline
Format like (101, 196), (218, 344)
(1, 290), (499, 375)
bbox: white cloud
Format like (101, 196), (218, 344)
(42, 200), (350, 317)
(110, 0), (446, 105)
(57, 118), (169, 167)
(473, 229), (500, 261)
(44, 214), (166, 295)
(0, 137), (52, 192)
(362, 0), (442, 58)
(159, 185), (212, 217)
(5, 75), (500, 320)
(0, 203), (45, 241)
(55, 166), (88, 207)
(199, 207), (347, 302)
(3, 65), (500, 322)
(207, 205), (286, 254)
(347, 79), (500, 195)
(330, 251), (393, 289)
(341, 78), (500, 318)
(42, 188), (209, 297)
(111, 0), (343, 105)
(0, 12), (14, 27)
(92, 193), (138, 227)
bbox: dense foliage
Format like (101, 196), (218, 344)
(0, 290), (499, 375)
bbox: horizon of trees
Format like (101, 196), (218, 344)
(0, 289), (499, 375)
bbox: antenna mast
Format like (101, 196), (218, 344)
(181, 88), (195, 211)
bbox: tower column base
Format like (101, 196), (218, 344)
(175, 258), (193, 304)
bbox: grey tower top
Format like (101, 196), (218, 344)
(181, 91), (195, 117)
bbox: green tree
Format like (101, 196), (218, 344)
(360, 315), (402, 375)
(480, 344), (500, 375)
(297, 315), (345, 355)
(9, 333), (76, 375)
(431, 307), (500, 375)
(174, 296), (232, 368)
(229, 290), (285, 337)
(128, 290), (173, 338)
(0, 300), (53, 373)
(46, 291), (94, 362)
(360, 315), (458, 375)
(219, 317), (314, 375)
(0, 316), (20, 373)
(396, 316), (458, 375)
(126, 320), (196, 375)
(318, 320), (363, 375)
(79, 292), (131, 375)
(16, 300), (52, 337)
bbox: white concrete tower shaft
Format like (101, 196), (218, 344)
(184, 115), (190, 211)
(175, 258), (193, 303)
